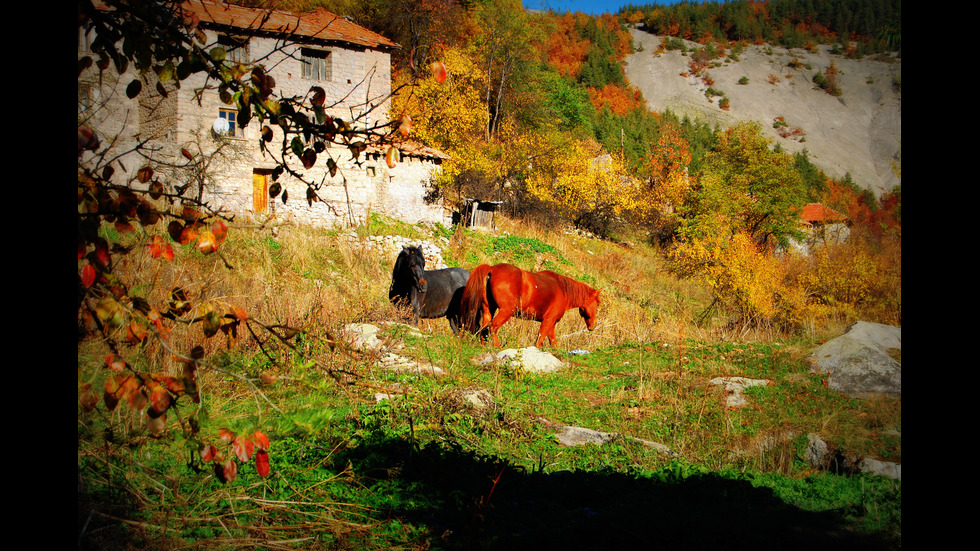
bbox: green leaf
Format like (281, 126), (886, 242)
(209, 47), (227, 62)
(158, 60), (175, 83)
(291, 137), (304, 158)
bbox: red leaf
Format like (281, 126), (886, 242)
(129, 388), (148, 410)
(181, 148), (194, 161)
(218, 428), (236, 442)
(310, 86), (325, 105)
(168, 221), (184, 242)
(136, 165), (154, 183)
(302, 148), (317, 169)
(79, 384), (99, 411)
(149, 180), (165, 200)
(81, 264), (96, 288)
(233, 436), (254, 463)
(197, 230), (218, 255)
(147, 385), (172, 417)
(147, 235), (166, 258)
(180, 225), (199, 246)
(255, 449), (270, 477)
(211, 221), (228, 245)
(253, 430), (270, 450)
(398, 114), (412, 137)
(431, 61), (448, 83)
(115, 220), (135, 234)
(94, 242), (111, 268)
(106, 354), (127, 372)
(201, 444), (217, 463)
(126, 322), (148, 344)
(222, 457), (238, 483)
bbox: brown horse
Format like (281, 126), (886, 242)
(460, 263), (601, 348)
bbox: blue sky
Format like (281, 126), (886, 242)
(522, 0), (684, 16)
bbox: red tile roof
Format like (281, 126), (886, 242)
(798, 203), (847, 224)
(182, 0), (399, 51)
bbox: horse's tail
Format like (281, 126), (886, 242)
(460, 264), (492, 334)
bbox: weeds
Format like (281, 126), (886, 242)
(79, 214), (900, 550)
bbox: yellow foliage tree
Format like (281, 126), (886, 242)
(391, 46), (489, 155)
(669, 223), (808, 330)
(525, 139), (641, 235)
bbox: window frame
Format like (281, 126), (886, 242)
(217, 108), (243, 138)
(218, 34), (250, 65)
(300, 48), (332, 82)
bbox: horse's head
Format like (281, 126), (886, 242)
(579, 289), (601, 331)
(406, 246), (427, 293)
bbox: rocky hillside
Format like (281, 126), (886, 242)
(624, 29), (902, 197)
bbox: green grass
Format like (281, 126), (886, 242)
(78, 217), (900, 550)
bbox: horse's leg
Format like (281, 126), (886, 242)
(488, 308), (516, 348)
(412, 294), (421, 326)
(536, 318), (556, 348)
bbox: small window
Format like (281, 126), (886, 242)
(301, 48), (332, 81)
(216, 108), (243, 138)
(366, 166), (376, 177)
(218, 34), (249, 64)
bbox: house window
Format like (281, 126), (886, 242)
(216, 108), (243, 138)
(301, 48), (332, 81)
(366, 166), (376, 177)
(218, 34), (249, 64)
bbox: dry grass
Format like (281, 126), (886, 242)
(95, 211), (898, 385)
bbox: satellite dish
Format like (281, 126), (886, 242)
(212, 117), (230, 135)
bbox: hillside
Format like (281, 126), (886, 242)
(624, 28), (902, 197)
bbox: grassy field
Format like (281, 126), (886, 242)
(77, 214), (901, 550)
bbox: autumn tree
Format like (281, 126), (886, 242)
(525, 139), (640, 236)
(666, 122), (810, 328)
(474, 0), (544, 139)
(681, 121), (807, 250)
(640, 120), (692, 242)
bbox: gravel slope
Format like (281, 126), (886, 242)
(624, 29), (902, 196)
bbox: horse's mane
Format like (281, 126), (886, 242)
(393, 246), (424, 274)
(546, 271), (597, 306)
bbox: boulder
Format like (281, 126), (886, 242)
(708, 376), (770, 408)
(496, 347), (565, 374)
(809, 321), (901, 399)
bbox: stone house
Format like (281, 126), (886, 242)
(78, 0), (451, 228)
(785, 202), (850, 255)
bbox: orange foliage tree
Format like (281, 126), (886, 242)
(542, 12), (591, 79)
(587, 83), (644, 116)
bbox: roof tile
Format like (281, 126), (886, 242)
(183, 0), (399, 50)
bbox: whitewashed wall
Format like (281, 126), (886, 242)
(78, 23), (450, 229)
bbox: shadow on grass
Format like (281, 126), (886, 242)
(340, 436), (900, 551)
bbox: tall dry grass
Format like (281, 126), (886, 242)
(93, 211), (899, 381)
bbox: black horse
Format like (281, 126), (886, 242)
(389, 245), (470, 333)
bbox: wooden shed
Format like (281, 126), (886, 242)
(460, 198), (503, 230)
